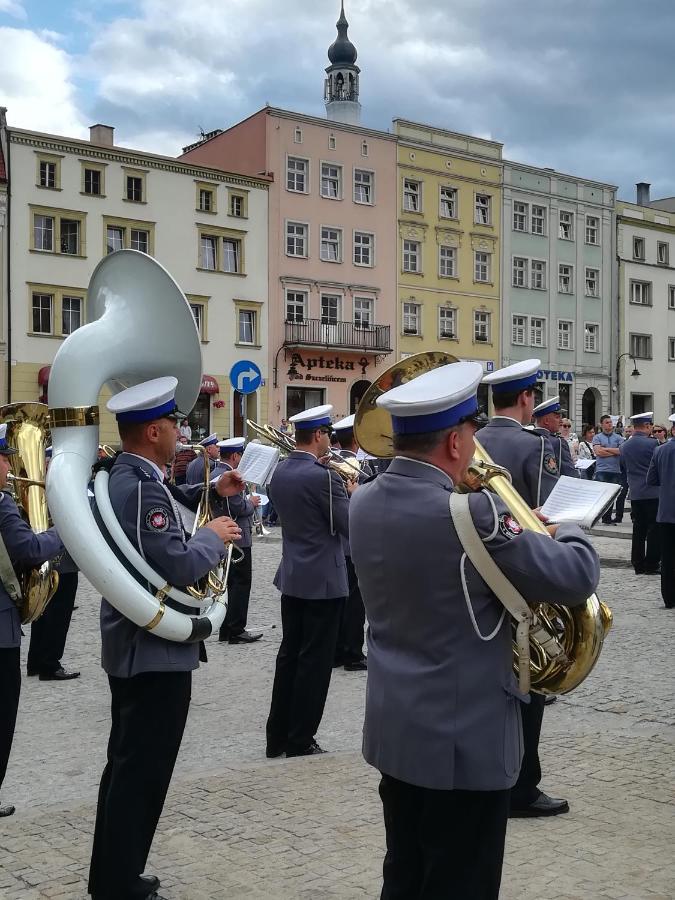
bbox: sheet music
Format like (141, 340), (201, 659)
(574, 458), (596, 471)
(236, 442), (280, 485)
(539, 475), (621, 527)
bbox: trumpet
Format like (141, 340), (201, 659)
(246, 420), (362, 484)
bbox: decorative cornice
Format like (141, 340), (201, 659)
(9, 131), (269, 191)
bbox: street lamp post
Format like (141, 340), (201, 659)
(615, 352), (641, 415)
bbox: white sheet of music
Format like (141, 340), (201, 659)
(236, 443), (280, 486)
(539, 475), (621, 527)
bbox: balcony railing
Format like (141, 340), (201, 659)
(284, 318), (392, 353)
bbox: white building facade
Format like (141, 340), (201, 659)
(1, 114), (269, 443)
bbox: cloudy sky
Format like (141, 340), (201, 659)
(1, 0), (674, 200)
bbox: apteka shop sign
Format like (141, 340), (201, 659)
(538, 369), (574, 382)
(289, 352), (370, 384)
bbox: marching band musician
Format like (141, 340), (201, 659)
(621, 412), (660, 576)
(0, 423), (64, 818)
(88, 378), (243, 900)
(480, 360), (569, 820)
(532, 395), (579, 478)
(332, 413), (368, 672)
(185, 432), (220, 484)
(349, 362), (600, 899)
(647, 412), (675, 609)
(215, 437), (262, 645)
(265, 404), (353, 758)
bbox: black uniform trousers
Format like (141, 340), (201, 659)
(334, 556), (366, 665)
(509, 691), (545, 809)
(659, 523), (675, 608)
(219, 545), (252, 639)
(27, 571), (78, 675)
(0, 647), (21, 795)
(378, 773), (510, 900)
(630, 499), (660, 574)
(88, 671), (192, 900)
(266, 594), (343, 754)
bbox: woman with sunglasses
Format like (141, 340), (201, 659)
(652, 425), (667, 444)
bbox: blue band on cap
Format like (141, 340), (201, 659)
(116, 399), (178, 423)
(333, 425), (354, 433)
(535, 401), (561, 416)
(201, 437), (217, 447)
(221, 443), (245, 453)
(391, 396), (479, 435)
(294, 415), (332, 430)
(491, 373), (538, 394)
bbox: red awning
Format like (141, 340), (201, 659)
(200, 374), (219, 394)
(38, 365), (51, 386)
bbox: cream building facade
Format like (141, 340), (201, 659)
(0, 112), (269, 443)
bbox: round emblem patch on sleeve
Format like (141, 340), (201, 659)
(543, 452), (559, 475)
(498, 513), (524, 539)
(145, 506), (171, 532)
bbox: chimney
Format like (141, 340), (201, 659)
(636, 182), (651, 206)
(89, 124), (114, 146)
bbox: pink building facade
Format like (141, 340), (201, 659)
(181, 107), (398, 425)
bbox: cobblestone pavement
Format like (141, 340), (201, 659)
(1, 528), (674, 899)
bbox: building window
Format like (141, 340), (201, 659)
(403, 240), (421, 273)
(320, 226), (342, 262)
(354, 297), (373, 329)
(103, 216), (154, 257)
(474, 311), (491, 342)
(630, 333), (652, 359)
(585, 215), (600, 245)
(630, 280), (652, 305)
(84, 168), (103, 196)
(321, 163), (342, 199)
(34, 214), (54, 252)
(585, 323), (600, 353)
(530, 316), (546, 347)
(475, 194), (491, 225)
(658, 241), (670, 265)
(32, 293), (53, 334)
(558, 320), (574, 350)
(59, 219), (80, 255)
(287, 156), (308, 193)
(31, 208), (86, 257)
(559, 264), (573, 293)
(321, 294), (341, 325)
(633, 236), (645, 260)
(354, 169), (373, 204)
(512, 257), (528, 288)
(440, 186), (457, 219)
(512, 315), (527, 345)
(531, 259), (546, 290)
(559, 210), (574, 240)
(190, 303), (205, 339)
(197, 226), (245, 274)
(62, 296), (82, 335)
(197, 186), (215, 213)
(531, 205), (546, 235)
(669, 337), (675, 362)
(354, 231), (374, 266)
(38, 160), (57, 188)
(223, 239), (240, 273)
(513, 201), (528, 232)
(107, 226), (124, 254)
(228, 190), (247, 218)
(403, 302), (420, 335)
(286, 222), (308, 258)
(438, 307), (457, 339)
(585, 267), (600, 297)
(669, 285), (675, 309)
(238, 309), (256, 344)
(200, 235), (217, 270)
(361, 140), (369, 157)
(286, 290), (307, 323)
(474, 251), (490, 283)
(125, 174), (144, 202)
(36, 154), (62, 190)
(328, 134), (336, 150)
(403, 179), (421, 212)
(439, 245), (457, 278)
(130, 229), (149, 253)
(294, 127), (303, 144)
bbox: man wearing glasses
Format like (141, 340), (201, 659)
(265, 405), (353, 758)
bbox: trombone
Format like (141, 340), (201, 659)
(246, 420), (362, 484)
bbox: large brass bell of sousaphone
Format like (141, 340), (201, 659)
(354, 351), (612, 695)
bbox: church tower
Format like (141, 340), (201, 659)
(324, 2), (361, 125)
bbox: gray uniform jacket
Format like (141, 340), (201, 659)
(621, 433), (659, 501)
(185, 453), (216, 485)
(647, 441), (675, 522)
(268, 450), (350, 599)
(478, 417), (559, 507)
(349, 456), (600, 791)
(218, 461), (255, 549)
(0, 491), (64, 648)
(544, 432), (579, 478)
(99, 452), (226, 677)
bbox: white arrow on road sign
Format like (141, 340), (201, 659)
(236, 368), (258, 391)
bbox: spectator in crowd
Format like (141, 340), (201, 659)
(577, 424), (596, 479)
(560, 418), (578, 461)
(615, 416), (625, 436)
(624, 424), (634, 439)
(669, 423), (675, 442)
(593, 414), (626, 524)
(279, 418), (291, 435)
(652, 424), (667, 444)
(171, 435), (195, 485)
(179, 418), (192, 441)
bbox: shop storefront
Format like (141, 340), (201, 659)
(281, 350), (380, 423)
(186, 374), (219, 441)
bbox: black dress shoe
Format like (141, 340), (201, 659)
(344, 659), (367, 671)
(510, 792), (570, 818)
(39, 666), (80, 681)
(266, 742), (286, 759)
(140, 874), (160, 892)
(286, 740), (327, 758)
(544, 695), (558, 706)
(0, 802), (16, 817)
(228, 630), (262, 644)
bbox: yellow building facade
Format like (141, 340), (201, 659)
(394, 120), (503, 395)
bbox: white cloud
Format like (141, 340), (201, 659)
(0, 0), (26, 19)
(0, 28), (87, 137)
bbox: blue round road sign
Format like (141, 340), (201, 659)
(229, 360), (262, 395)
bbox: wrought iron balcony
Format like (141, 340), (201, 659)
(284, 318), (392, 353)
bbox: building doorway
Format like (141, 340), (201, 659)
(581, 387), (601, 429)
(187, 394), (210, 442)
(233, 390), (257, 438)
(350, 379), (371, 413)
(286, 386), (325, 421)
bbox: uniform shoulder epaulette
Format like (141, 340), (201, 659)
(520, 427), (540, 437)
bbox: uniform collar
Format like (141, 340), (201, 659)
(289, 449), (318, 461)
(489, 416), (524, 428)
(119, 451), (166, 483)
(388, 456), (454, 489)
